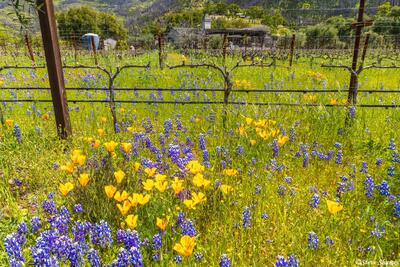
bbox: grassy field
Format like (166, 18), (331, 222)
(0, 50), (399, 266)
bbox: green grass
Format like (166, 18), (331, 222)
(0, 50), (399, 266)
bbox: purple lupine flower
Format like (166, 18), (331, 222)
(242, 206), (251, 229)
(219, 254), (231, 267)
(378, 181), (390, 196)
(364, 175), (374, 198)
(309, 194), (320, 209)
(308, 232), (319, 250)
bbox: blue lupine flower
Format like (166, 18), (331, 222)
(376, 158), (383, 166)
(129, 246), (143, 267)
(91, 220), (113, 248)
(242, 206), (251, 229)
(371, 224), (385, 238)
(219, 254), (231, 267)
(180, 219), (197, 237)
(114, 248), (130, 266)
(364, 175), (374, 198)
(199, 134), (206, 151)
(289, 127), (296, 143)
(261, 213), (269, 220)
(17, 222), (28, 235)
(349, 106), (356, 118)
(335, 150), (343, 164)
(394, 201), (400, 218)
(324, 236), (334, 246)
(42, 198), (57, 215)
(152, 253), (160, 261)
(236, 145), (244, 155)
(272, 139), (279, 157)
(278, 185), (286, 197)
(152, 234), (162, 250)
(73, 204), (84, 213)
(309, 194), (320, 209)
(174, 255), (182, 264)
(360, 162), (368, 173)
(4, 233), (25, 264)
(87, 248), (102, 267)
(276, 254), (299, 267)
(308, 232), (319, 250)
(303, 153), (309, 168)
(388, 139), (396, 150)
(194, 252), (203, 261)
(255, 184), (262, 194)
(284, 176), (292, 184)
(378, 181), (390, 196)
(31, 217), (41, 233)
(13, 124), (22, 144)
(388, 166), (395, 177)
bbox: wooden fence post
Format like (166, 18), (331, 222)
(37, 0), (72, 138)
(348, 0), (369, 105)
(91, 35), (98, 65)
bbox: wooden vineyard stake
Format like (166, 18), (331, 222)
(91, 35), (98, 65)
(24, 33), (35, 64)
(348, 0), (372, 105)
(289, 34), (296, 68)
(36, 0), (72, 138)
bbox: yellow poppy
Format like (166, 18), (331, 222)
(326, 200), (343, 214)
(171, 177), (184, 194)
(142, 179), (155, 191)
(104, 141), (118, 153)
(97, 128), (105, 136)
(117, 200), (132, 215)
(127, 127), (135, 133)
(192, 192), (206, 205)
(121, 143), (132, 153)
(238, 124), (246, 136)
(133, 162), (141, 172)
(173, 235), (196, 257)
(144, 167), (157, 177)
(42, 113), (50, 121)
(156, 216), (169, 231)
(114, 191), (129, 202)
(130, 193), (151, 206)
(5, 119), (14, 127)
(183, 199), (197, 210)
(78, 173), (90, 187)
(278, 136), (289, 147)
(245, 117), (253, 125)
(186, 160), (205, 174)
(92, 139), (101, 149)
(114, 170), (126, 184)
(250, 139), (257, 146)
(155, 180), (168, 193)
(59, 182), (74, 196)
(223, 168), (238, 177)
(101, 117), (107, 123)
(61, 162), (75, 174)
(104, 185), (117, 199)
(155, 174), (167, 183)
(125, 214), (138, 229)
(220, 184), (234, 195)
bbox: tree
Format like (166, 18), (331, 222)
(57, 7), (127, 43)
(378, 2), (392, 17)
(305, 24), (342, 48)
(246, 6), (265, 20)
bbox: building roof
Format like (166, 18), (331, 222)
(206, 26), (269, 37)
